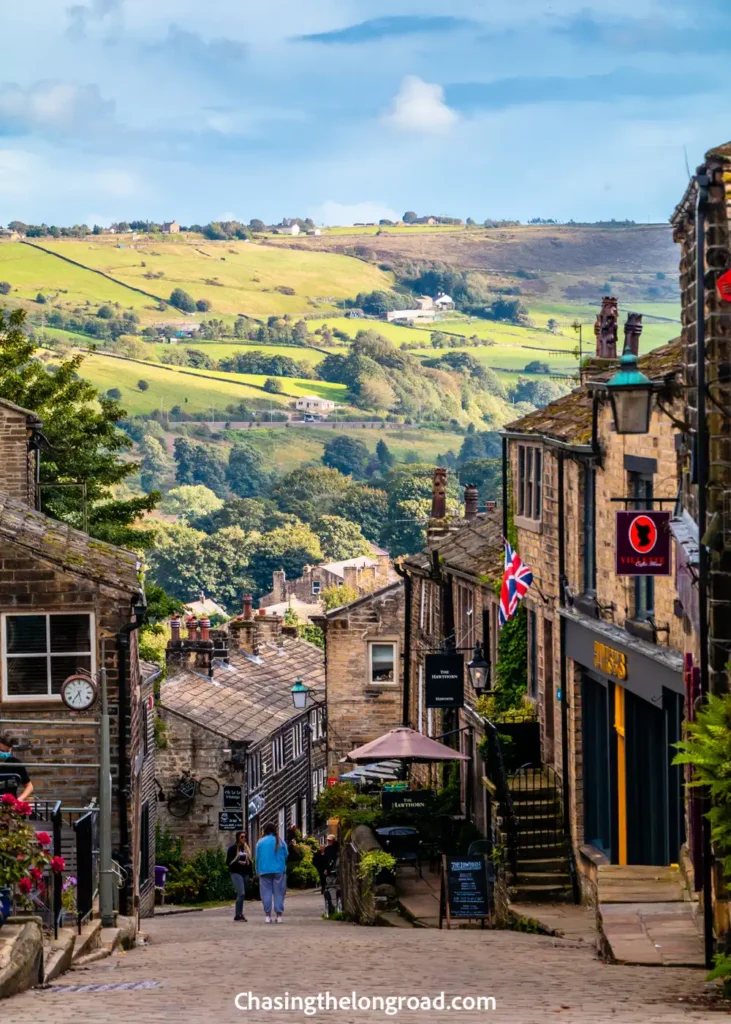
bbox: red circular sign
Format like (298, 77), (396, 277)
(629, 514), (658, 554)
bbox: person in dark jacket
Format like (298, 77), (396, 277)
(226, 831), (252, 922)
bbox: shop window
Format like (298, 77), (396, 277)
(2, 612), (94, 701)
(517, 444), (542, 522)
(368, 641), (396, 684)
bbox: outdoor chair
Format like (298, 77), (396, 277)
(378, 827), (422, 878)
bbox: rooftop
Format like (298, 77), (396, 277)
(403, 510), (503, 584)
(160, 633), (325, 743)
(503, 338), (682, 445)
(0, 491), (140, 594)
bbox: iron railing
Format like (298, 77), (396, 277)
(74, 807), (100, 933)
(483, 721), (519, 883)
(29, 800), (99, 936)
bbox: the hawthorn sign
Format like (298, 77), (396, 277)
(425, 654), (464, 709)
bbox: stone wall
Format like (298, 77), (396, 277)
(322, 584), (404, 778)
(340, 824), (388, 925)
(0, 402), (36, 508)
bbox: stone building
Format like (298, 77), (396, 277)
(671, 143), (731, 939)
(0, 397), (157, 919)
(314, 582), (404, 779)
(503, 319), (688, 895)
(158, 601), (326, 855)
(400, 479), (503, 838)
(259, 554), (392, 618)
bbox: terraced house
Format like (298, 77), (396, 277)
(503, 310), (689, 904)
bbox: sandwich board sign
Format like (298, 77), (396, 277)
(439, 855), (491, 929)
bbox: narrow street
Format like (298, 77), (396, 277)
(9, 893), (721, 1024)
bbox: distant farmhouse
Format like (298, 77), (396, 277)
(295, 396), (336, 416)
(274, 223), (300, 236)
(385, 291), (454, 322)
(162, 220), (180, 234)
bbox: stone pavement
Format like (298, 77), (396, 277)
(599, 902), (706, 967)
(7, 891), (726, 1023)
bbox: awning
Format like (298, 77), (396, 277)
(340, 760), (402, 782)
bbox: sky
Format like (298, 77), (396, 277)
(0, 0), (729, 226)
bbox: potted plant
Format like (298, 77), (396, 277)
(0, 793), (65, 927)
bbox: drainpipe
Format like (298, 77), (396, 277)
(115, 590), (147, 916)
(501, 435), (509, 539)
(393, 563), (412, 728)
(695, 170), (715, 969)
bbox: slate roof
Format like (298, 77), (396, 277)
(322, 580), (402, 618)
(503, 339), (682, 445)
(0, 491), (140, 594)
(403, 511), (503, 584)
(160, 634), (325, 743)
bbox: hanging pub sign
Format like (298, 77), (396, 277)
(381, 789), (433, 813)
(425, 653), (464, 709)
(615, 510), (671, 576)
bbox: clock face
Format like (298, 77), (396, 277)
(61, 675), (97, 711)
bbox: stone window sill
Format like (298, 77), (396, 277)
(514, 515), (542, 534)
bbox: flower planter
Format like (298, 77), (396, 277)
(0, 887), (12, 929)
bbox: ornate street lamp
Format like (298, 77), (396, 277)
(605, 350), (653, 435)
(467, 643), (490, 695)
(290, 677), (311, 710)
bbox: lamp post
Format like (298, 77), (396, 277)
(291, 679), (313, 835)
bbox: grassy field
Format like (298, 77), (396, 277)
(148, 341), (341, 365)
(33, 238), (393, 318)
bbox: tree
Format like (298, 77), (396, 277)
(263, 377), (282, 394)
(249, 219), (266, 232)
(332, 485), (388, 544)
(172, 437), (228, 496)
(547, 318), (559, 334)
(191, 497), (276, 534)
(322, 435), (369, 479)
(321, 583), (359, 611)
(147, 523), (253, 608)
(403, 211), (418, 223)
(375, 439), (395, 471)
(511, 377), (570, 406)
(245, 523), (323, 596)
(312, 515), (372, 561)
(0, 282), (11, 295)
(380, 465), (460, 556)
(458, 459), (502, 504)
(524, 360), (550, 374)
(97, 304), (114, 319)
(457, 431), (501, 465)
(106, 388), (122, 401)
(196, 299), (211, 312)
(36, 293), (46, 304)
(161, 485), (224, 523)
(271, 466), (350, 523)
(169, 288), (196, 313)
(226, 441), (272, 498)
(139, 434), (173, 491)
(137, 379), (150, 391)
(0, 308), (158, 546)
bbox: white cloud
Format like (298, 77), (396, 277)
(0, 81), (115, 135)
(308, 200), (400, 226)
(382, 75), (458, 135)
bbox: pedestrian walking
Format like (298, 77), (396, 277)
(226, 830), (252, 922)
(255, 822), (288, 924)
(0, 733), (33, 801)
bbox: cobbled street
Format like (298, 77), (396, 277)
(8, 893), (723, 1024)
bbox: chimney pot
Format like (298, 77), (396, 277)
(623, 312), (643, 356)
(464, 484), (479, 520)
(430, 467), (447, 520)
(185, 614), (198, 640)
(258, 607), (266, 616)
(242, 594), (253, 620)
(170, 615), (181, 642)
(594, 296), (618, 359)
(199, 617), (211, 641)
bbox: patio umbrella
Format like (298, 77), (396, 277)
(346, 727), (470, 764)
(340, 760), (402, 782)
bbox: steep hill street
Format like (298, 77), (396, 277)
(9, 893), (721, 1024)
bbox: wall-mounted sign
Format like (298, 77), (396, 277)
(615, 510), (671, 576)
(248, 793), (265, 820)
(593, 641), (627, 681)
(425, 654), (464, 709)
(382, 790), (433, 813)
(218, 810), (244, 831)
(223, 785), (243, 810)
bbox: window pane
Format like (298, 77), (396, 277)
(518, 447), (525, 514)
(526, 448), (534, 518)
(6, 616), (47, 654)
(7, 656), (48, 696)
(50, 615), (91, 652)
(371, 643), (395, 682)
(534, 449), (542, 518)
(51, 655), (91, 695)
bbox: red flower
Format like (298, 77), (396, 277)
(16, 854), (26, 861)
(17, 877), (32, 894)
(36, 832), (51, 846)
(50, 856), (65, 873)
(0, 793), (17, 807)
(15, 801), (32, 816)
(29, 867), (43, 882)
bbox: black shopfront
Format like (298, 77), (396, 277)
(564, 612), (685, 867)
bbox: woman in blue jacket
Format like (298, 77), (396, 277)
(255, 822), (288, 923)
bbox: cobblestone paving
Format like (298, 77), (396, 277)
(9, 893), (724, 1024)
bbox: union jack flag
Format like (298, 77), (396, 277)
(499, 539), (533, 628)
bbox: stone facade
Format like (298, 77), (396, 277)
(260, 555), (391, 612)
(0, 400), (40, 508)
(316, 582), (405, 778)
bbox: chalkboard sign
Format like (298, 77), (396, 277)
(219, 810), (244, 832)
(440, 855), (490, 929)
(223, 785), (243, 810)
(425, 654), (464, 709)
(381, 790), (433, 813)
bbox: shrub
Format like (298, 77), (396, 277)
(36, 292), (46, 304)
(275, 285), (296, 295)
(170, 288), (196, 313)
(189, 847), (236, 901)
(138, 379), (150, 391)
(165, 864), (205, 904)
(0, 281), (11, 295)
(97, 304), (114, 319)
(155, 822), (183, 871)
(196, 299), (211, 312)
(263, 377), (283, 393)
(106, 387), (122, 400)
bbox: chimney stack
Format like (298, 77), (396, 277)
(272, 570), (286, 603)
(376, 553), (390, 585)
(622, 312), (643, 357)
(594, 296), (618, 359)
(342, 565), (359, 591)
(430, 467), (447, 519)
(464, 484), (479, 521)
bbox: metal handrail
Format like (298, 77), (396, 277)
(484, 720), (519, 883)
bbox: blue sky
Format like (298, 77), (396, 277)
(0, 0), (728, 226)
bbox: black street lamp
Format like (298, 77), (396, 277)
(291, 677), (314, 836)
(467, 643), (491, 696)
(605, 350), (654, 435)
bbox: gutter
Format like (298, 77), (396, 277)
(392, 562), (412, 728)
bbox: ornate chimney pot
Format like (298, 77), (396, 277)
(464, 484), (479, 521)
